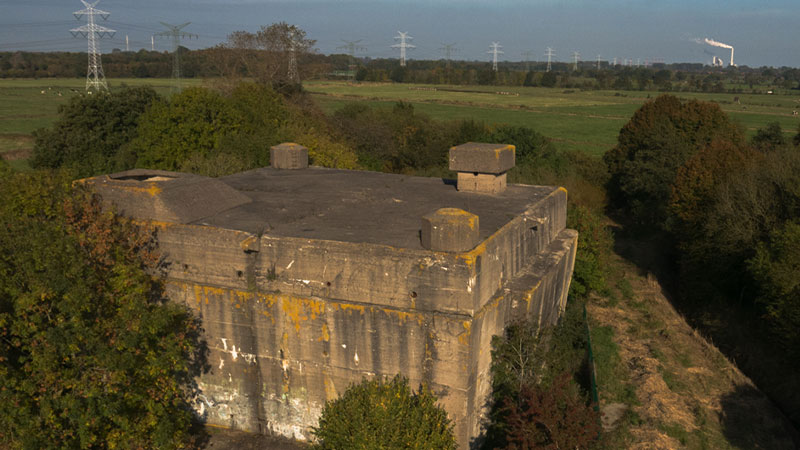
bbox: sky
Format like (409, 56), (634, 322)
(0, 0), (798, 68)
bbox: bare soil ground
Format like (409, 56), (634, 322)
(590, 248), (800, 449)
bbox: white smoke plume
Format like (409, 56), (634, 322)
(703, 38), (733, 49)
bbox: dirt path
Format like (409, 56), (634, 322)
(589, 250), (799, 449)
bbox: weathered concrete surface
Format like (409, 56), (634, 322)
(270, 143), (309, 170)
(87, 167), (576, 449)
(449, 142), (515, 174)
(421, 208), (480, 252)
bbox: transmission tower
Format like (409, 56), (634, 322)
(572, 51), (580, 71)
(287, 29), (299, 83)
(338, 39), (366, 81)
(70, 0), (115, 92)
(521, 50), (535, 72)
(392, 32), (415, 67)
(488, 42), (503, 72)
(596, 54), (602, 70)
(155, 22), (197, 91)
(439, 43), (458, 68)
(545, 47), (555, 72)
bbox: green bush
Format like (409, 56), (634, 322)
(132, 87), (241, 170)
(0, 170), (203, 448)
(312, 375), (455, 450)
(568, 205), (613, 298)
(31, 86), (161, 177)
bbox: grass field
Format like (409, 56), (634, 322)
(0, 78), (204, 164)
(2, 78), (798, 164)
(306, 81), (800, 157)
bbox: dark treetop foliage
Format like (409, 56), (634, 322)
(604, 94), (744, 229)
(312, 375), (455, 450)
(31, 86), (161, 178)
(0, 170), (205, 449)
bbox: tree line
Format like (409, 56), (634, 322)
(605, 94), (800, 425)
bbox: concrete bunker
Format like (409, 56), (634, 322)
(85, 142), (577, 448)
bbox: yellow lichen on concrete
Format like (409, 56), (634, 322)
(333, 302), (366, 314)
(115, 182), (162, 197)
(319, 323), (330, 342)
(281, 295), (326, 332)
(458, 321), (472, 345)
(380, 308), (424, 325)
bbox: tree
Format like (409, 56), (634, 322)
(312, 375), (455, 450)
(30, 86), (161, 177)
(213, 23), (315, 87)
(502, 374), (600, 450)
(0, 170), (204, 448)
(604, 94), (744, 228)
(750, 122), (788, 152)
(482, 303), (598, 450)
(131, 87), (242, 170)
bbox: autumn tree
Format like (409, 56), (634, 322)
(604, 94), (744, 228)
(0, 170), (205, 448)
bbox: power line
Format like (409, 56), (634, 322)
(487, 41), (503, 72)
(70, 0), (115, 92)
(439, 43), (458, 68)
(337, 39), (366, 81)
(391, 31), (415, 67)
(154, 21), (197, 92)
(521, 50), (535, 71)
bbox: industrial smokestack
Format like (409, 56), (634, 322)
(700, 38), (735, 67)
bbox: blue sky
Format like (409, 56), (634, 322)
(1, 0), (798, 67)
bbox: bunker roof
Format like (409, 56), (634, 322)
(89, 167), (557, 250)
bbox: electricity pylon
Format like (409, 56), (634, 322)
(70, 0), (115, 92)
(338, 39), (366, 81)
(545, 47), (555, 72)
(155, 22), (197, 92)
(488, 42), (503, 72)
(439, 43), (458, 68)
(572, 51), (580, 71)
(392, 32), (415, 67)
(521, 50), (535, 72)
(287, 29), (299, 83)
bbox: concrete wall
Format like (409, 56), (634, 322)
(147, 186), (575, 448)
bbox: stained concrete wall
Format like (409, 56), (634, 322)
(148, 189), (574, 448)
(88, 168), (576, 449)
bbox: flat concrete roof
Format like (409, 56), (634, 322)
(188, 167), (556, 250)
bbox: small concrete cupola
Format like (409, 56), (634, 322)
(449, 142), (515, 194)
(421, 208), (480, 252)
(270, 142), (309, 169)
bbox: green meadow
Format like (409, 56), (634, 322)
(0, 78), (204, 162)
(306, 81), (800, 156)
(1, 77), (798, 163)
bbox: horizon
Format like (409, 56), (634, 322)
(0, 0), (798, 68)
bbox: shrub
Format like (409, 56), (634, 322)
(502, 373), (600, 450)
(132, 87), (241, 170)
(312, 375), (455, 450)
(0, 170), (204, 448)
(568, 205), (613, 298)
(31, 86), (161, 177)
